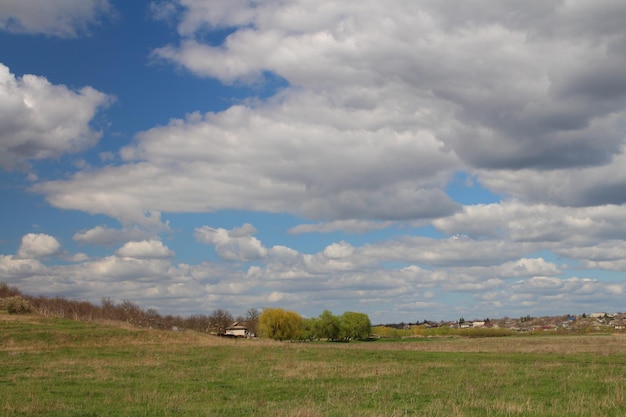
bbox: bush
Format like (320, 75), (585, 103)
(1, 296), (33, 314)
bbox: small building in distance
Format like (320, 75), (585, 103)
(225, 322), (252, 338)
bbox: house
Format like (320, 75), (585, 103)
(225, 322), (251, 338)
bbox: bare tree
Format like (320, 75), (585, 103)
(209, 309), (233, 334)
(245, 307), (260, 336)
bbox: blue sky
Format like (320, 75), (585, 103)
(1, 0), (626, 323)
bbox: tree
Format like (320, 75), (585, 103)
(301, 317), (319, 341)
(340, 311), (371, 340)
(209, 309), (233, 334)
(258, 308), (302, 341)
(0, 282), (21, 298)
(316, 310), (342, 341)
(245, 307), (260, 336)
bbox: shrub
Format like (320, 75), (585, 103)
(1, 296), (33, 314)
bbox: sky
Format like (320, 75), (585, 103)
(1, 0), (625, 324)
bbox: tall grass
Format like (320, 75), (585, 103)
(2, 313), (626, 416)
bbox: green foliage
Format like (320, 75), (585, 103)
(316, 309), (342, 341)
(258, 309), (372, 342)
(340, 311), (371, 340)
(301, 317), (318, 341)
(258, 308), (303, 340)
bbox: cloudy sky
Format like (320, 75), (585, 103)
(1, 0), (625, 323)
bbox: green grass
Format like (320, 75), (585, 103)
(2, 313), (626, 416)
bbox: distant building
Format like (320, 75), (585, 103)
(225, 322), (252, 338)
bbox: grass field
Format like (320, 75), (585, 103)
(2, 313), (626, 416)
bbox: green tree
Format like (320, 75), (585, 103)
(301, 317), (319, 341)
(340, 311), (371, 340)
(258, 308), (303, 341)
(316, 310), (342, 341)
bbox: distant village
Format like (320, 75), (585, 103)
(381, 312), (626, 333)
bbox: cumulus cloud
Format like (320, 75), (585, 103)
(0, 255), (47, 277)
(31, 0), (626, 225)
(195, 224), (268, 261)
(1, 231), (624, 322)
(5, 1), (626, 322)
(288, 220), (395, 234)
(154, 0), (626, 172)
(17, 233), (61, 259)
(323, 241), (355, 259)
(433, 202), (626, 244)
(553, 240), (626, 272)
(115, 240), (174, 259)
(0, 0), (112, 37)
(0, 64), (112, 171)
(474, 152), (626, 208)
(358, 236), (538, 267)
(35, 102), (458, 223)
(73, 226), (153, 246)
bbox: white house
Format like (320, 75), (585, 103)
(225, 322), (251, 338)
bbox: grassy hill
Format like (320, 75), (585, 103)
(2, 312), (626, 416)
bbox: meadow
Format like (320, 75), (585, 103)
(1, 313), (626, 417)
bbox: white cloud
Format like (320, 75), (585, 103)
(1, 233), (625, 322)
(115, 240), (174, 259)
(77, 255), (172, 281)
(73, 226), (153, 246)
(17, 233), (61, 259)
(4, 1), (626, 323)
(434, 202), (626, 244)
(358, 236), (537, 267)
(0, 255), (47, 277)
(557, 239), (626, 269)
(32, 0), (626, 225)
(195, 224), (268, 261)
(440, 258), (562, 285)
(581, 259), (626, 272)
(497, 258), (562, 278)
(0, 0), (112, 38)
(0, 64), (112, 171)
(288, 220), (395, 234)
(155, 0), (626, 173)
(35, 100), (459, 223)
(323, 241), (354, 259)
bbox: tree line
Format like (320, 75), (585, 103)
(0, 283), (371, 341)
(0, 282), (258, 333)
(259, 308), (371, 341)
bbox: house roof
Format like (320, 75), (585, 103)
(226, 322), (248, 330)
